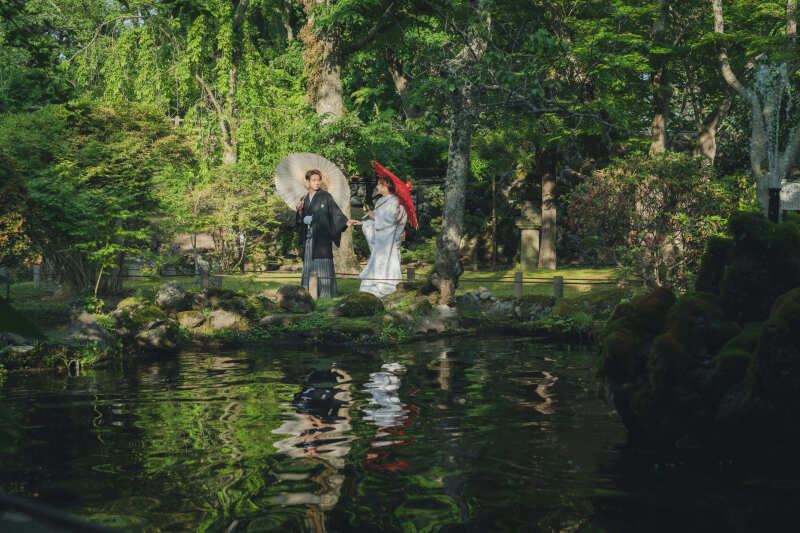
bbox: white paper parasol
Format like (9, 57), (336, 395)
(274, 152), (350, 212)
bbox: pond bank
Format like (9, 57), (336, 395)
(1, 282), (633, 375)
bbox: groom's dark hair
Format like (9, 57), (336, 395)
(305, 169), (322, 180)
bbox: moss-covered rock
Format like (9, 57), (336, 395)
(711, 323), (760, 392)
(115, 296), (146, 310)
(328, 292), (384, 318)
(177, 310), (205, 330)
(607, 286), (676, 336)
(276, 286), (315, 314)
(203, 287), (250, 313)
(752, 287), (800, 405)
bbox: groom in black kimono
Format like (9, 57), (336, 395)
(296, 169), (356, 298)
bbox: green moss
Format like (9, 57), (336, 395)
(332, 292), (385, 318)
(516, 294), (557, 308)
(711, 349), (753, 391)
(695, 236), (734, 294)
(662, 292), (723, 348)
(647, 331), (691, 396)
(116, 296), (146, 309)
(551, 288), (630, 319)
(607, 287), (676, 336)
(602, 327), (638, 381)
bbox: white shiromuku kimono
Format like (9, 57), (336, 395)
(359, 194), (407, 297)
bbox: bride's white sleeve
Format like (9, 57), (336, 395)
(373, 196), (399, 231)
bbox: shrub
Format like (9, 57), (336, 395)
(567, 153), (751, 291)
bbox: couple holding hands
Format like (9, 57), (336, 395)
(293, 161), (418, 300)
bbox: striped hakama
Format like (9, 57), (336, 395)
(301, 229), (337, 298)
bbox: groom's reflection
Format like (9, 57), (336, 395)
(273, 366), (354, 530)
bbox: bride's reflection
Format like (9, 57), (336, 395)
(361, 362), (417, 472)
(272, 366), (354, 531)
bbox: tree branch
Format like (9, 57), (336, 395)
(711, 0), (748, 98)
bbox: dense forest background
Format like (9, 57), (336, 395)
(2, 0), (798, 297)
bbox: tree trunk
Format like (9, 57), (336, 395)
(387, 57), (418, 120)
(432, 83), (472, 304)
(693, 94), (732, 162)
(648, 0), (670, 155)
(538, 166), (557, 270)
(301, 0), (358, 273)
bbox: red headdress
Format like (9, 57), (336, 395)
(371, 161), (419, 229)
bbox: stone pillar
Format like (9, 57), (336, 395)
(515, 203), (542, 272)
(33, 264), (41, 289)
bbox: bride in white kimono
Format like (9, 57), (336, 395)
(357, 176), (407, 297)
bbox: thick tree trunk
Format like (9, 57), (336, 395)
(538, 166), (557, 270)
(693, 94), (732, 162)
(432, 84), (472, 304)
(301, 0), (358, 274)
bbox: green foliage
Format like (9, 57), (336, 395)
(0, 100), (193, 293)
(567, 153), (747, 291)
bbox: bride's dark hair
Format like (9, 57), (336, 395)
(377, 176), (396, 193)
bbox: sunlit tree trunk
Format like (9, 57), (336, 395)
(300, 0), (358, 273)
(538, 165), (557, 270)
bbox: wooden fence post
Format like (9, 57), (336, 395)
(309, 272), (319, 300)
(406, 267), (416, 282)
(200, 272), (209, 289)
(553, 276), (563, 299)
(514, 271), (523, 299)
(211, 276), (223, 288)
(33, 265), (41, 289)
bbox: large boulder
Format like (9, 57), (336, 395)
(65, 306), (113, 347)
(206, 309), (246, 331)
(276, 286), (315, 314)
(111, 304), (181, 353)
(155, 282), (188, 312)
(328, 292), (384, 317)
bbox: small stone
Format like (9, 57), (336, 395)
(7, 345), (35, 355)
(479, 291), (492, 300)
(413, 316), (448, 334)
(435, 305), (458, 319)
(259, 314), (286, 326)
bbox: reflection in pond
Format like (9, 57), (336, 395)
(0, 338), (795, 532)
(273, 367), (353, 531)
(361, 362), (416, 472)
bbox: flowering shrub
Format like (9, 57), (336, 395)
(567, 153), (753, 291)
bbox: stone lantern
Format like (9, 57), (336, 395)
(515, 201), (542, 271)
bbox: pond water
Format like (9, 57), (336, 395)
(0, 337), (793, 532)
